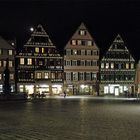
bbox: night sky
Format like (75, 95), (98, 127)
(0, 0), (140, 61)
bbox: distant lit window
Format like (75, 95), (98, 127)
(106, 63), (109, 69)
(44, 72), (49, 79)
(77, 40), (82, 45)
(20, 58), (24, 65)
(71, 40), (76, 45)
(3, 60), (6, 67)
(35, 47), (39, 53)
(27, 58), (32, 65)
(10, 74), (14, 80)
(8, 50), (13, 55)
(73, 49), (77, 55)
(0, 74), (2, 80)
(131, 63), (134, 69)
(42, 48), (44, 53)
(0, 61), (1, 67)
(126, 63), (129, 69)
(79, 30), (86, 35)
(87, 41), (92, 46)
(9, 61), (13, 67)
(101, 63), (104, 68)
(36, 72), (42, 79)
(111, 63), (114, 69)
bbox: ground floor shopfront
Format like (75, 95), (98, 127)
(17, 83), (63, 96)
(100, 84), (135, 96)
(64, 81), (99, 95)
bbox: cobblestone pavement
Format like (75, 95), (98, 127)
(0, 97), (140, 140)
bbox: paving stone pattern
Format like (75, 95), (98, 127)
(0, 98), (140, 140)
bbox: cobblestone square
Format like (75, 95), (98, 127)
(0, 97), (140, 140)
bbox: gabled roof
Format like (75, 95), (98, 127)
(0, 36), (15, 50)
(64, 22), (99, 49)
(25, 24), (54, 46)
(102, 34), (135, 61)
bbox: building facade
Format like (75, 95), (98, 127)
(135, 60), (140, 94)
(16, 24), (63, 95)
(64, 23), (99, 95)
(0, 36), (16, 93)
(100, 34), (135, 96)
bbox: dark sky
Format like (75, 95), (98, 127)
(0, 0), (140, 61)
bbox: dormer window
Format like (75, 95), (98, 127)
(79, 30), (86, 35)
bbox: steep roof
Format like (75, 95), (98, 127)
(0, 36), (15, 50)
(64, 22), (99, 49)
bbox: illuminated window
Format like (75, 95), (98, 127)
(0, 85), (3, 92)
(35, 47), (39, 53)
(71, 40), (76, 45)
(87, 41), (92, 46)
(19, 85), (24, 92)
(0, 61), (1, 67)
(20, 58), (24, 65)
(79, 30), (86, 35)
(131, 63), (134, 69)
(0, 74), (2, 80)
(42, 48), (44, 53)
(3, 60), (6, 67)
(27, 58), (32, 65)
(9, 61), (13, 67)
(8, 50), (13, 55)
(73, 50), (77, 55)
(44, 72), (49, 79)
(101, 63), (104, 68)
(111, 63), (114, 69)
(77, 40), (82, 45)
(10, 74), (14, 80)
(92, 73), (97, 80)
(36, 72), (42, 79)
(126, 63), (129, 69)
(106, 63), (109, 69)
